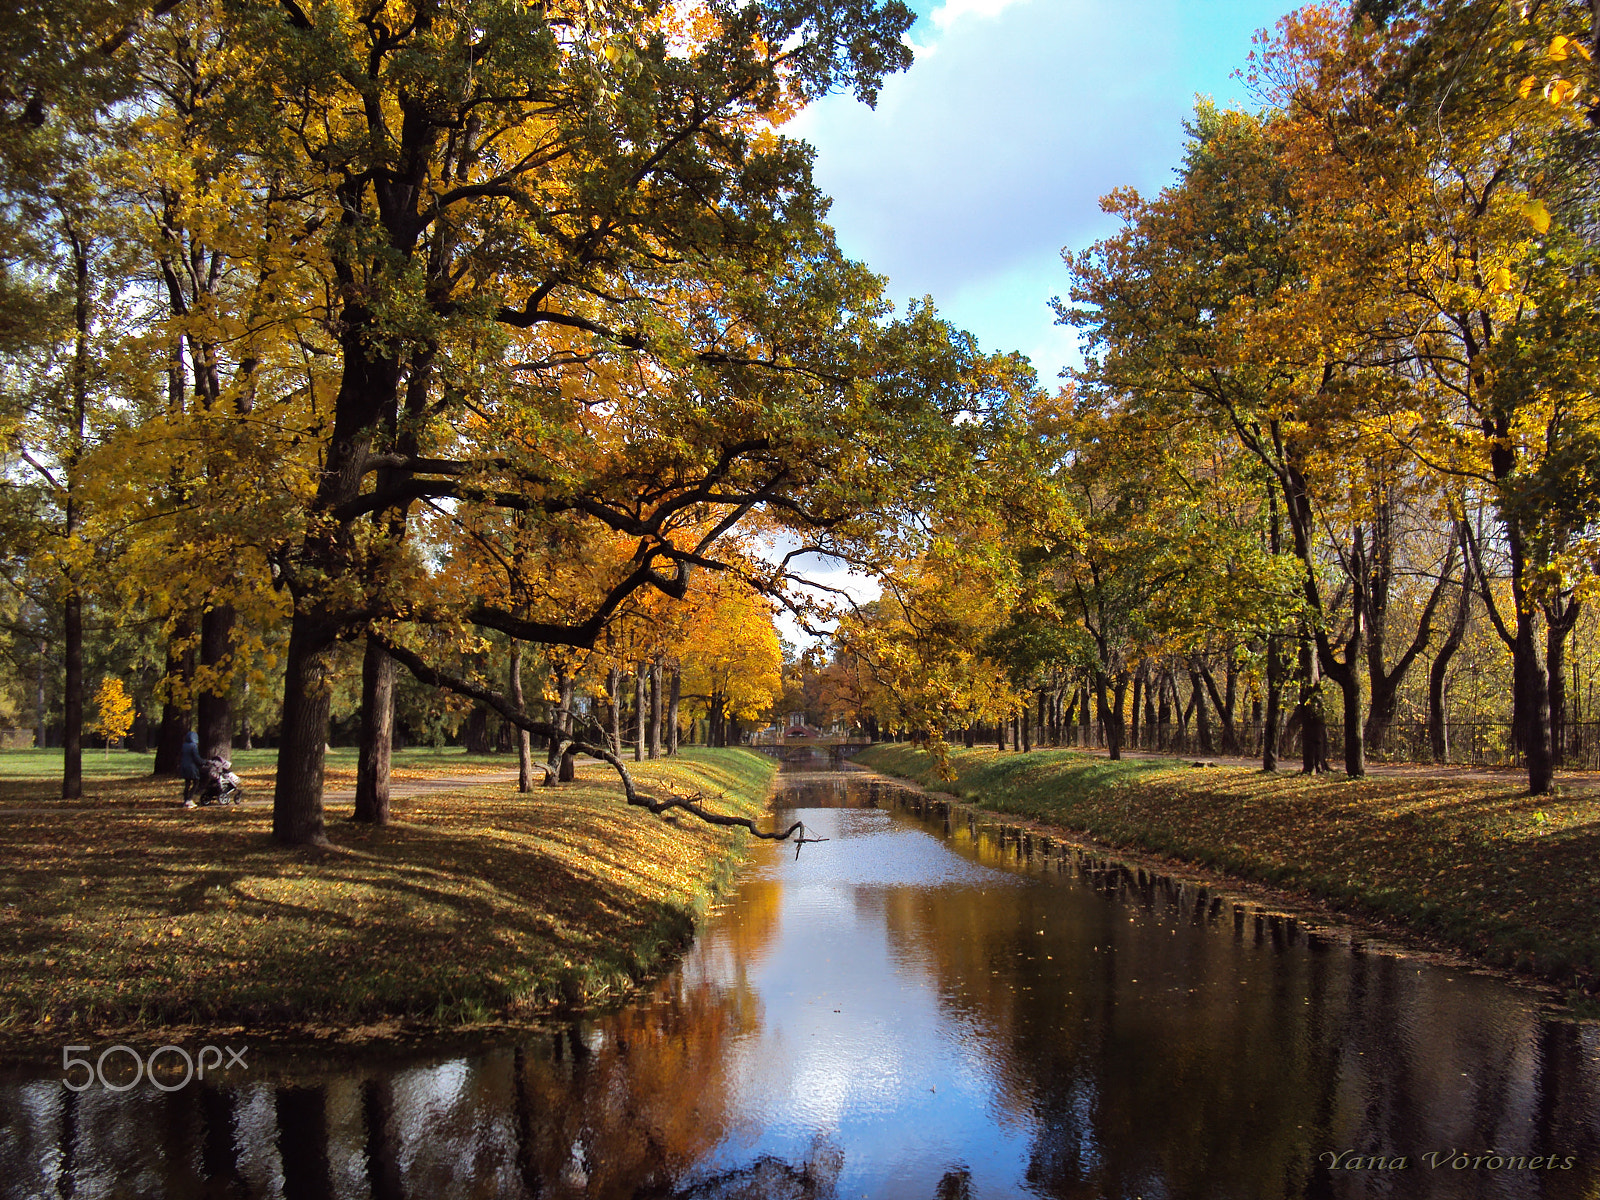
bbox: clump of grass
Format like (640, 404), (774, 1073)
(859, 743), (1600, 1003)
(0, 748), (776, 1048)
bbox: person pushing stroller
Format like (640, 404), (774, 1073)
(181, 732), (243, 808)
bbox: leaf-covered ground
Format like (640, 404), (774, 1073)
(858, 744), (1600, 1007)
(0, 749), (776, 1048)
(0, 746), (523, 806)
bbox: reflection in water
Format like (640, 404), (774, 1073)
(2, 765), (1598, 1198)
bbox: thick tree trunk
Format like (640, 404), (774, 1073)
(1514, 606), (1554, 793)
(354, 639), (394, 822)
(996, 714), (1006, 751)
(197, 604), (233, 759)
(153, 621), (193, 776)
(62, 591), (82, 800)
(273, 611), (335, 846)
(1097, 673), (1124, 761)
(1334, 651), (1366, 777)
(510, 641), (533, 792)
(1021, 703), (1032, 752)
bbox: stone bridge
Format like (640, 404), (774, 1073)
(750, 738), (872, 765)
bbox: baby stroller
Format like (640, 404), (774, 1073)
(194, 755), (243, 806)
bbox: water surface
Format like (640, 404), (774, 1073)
(3, 763), (1597, 1198)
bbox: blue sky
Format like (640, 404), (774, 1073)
(786, 0), (1298, 388)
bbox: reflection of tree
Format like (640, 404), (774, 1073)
(275, 1085), (333, 1199)
(876, 811), (1600, 1200)
(505, 988), (747, 1196)
(689, 878), (785, 983)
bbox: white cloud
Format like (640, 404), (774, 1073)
(925, 0), (1026, 36)
(788, 0), (1295, 383)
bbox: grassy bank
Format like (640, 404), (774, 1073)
(0, 748), (776, 1046)
(857, 744), (1600, 1004)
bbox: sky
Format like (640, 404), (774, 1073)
(774, 0), (1299, 650)
(786, 0), (1299, 388)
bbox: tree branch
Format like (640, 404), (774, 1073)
(371, 632), (815, 842)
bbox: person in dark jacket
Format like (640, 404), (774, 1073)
(180, 731), (203, 807)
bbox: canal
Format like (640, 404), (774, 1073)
(3, 762), (1598, 1198)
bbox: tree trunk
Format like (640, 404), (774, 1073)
(1198, 660), (1240, 755)
(1263, 634), (1283, 772)
(555, 673), (576, 782)
(1021, 703), (1032, 752)
(1188, 668), (1213, 754)
(996, 713), (1006, 751)
(634, 666), (646, 761)
(1129, 669), (1142, 748)
(1109, 675), (1129, 760)
(1514, 605), (1554, 793)
(62, 591), (82, 800)
(1545, 595), (1580, 769)
(153, 621), (193, 776)
(1428, 555), (1472, 763)
(1096, 673), (1123, 761)
(648, 659), (661, 760)
(354, 639), (394, 822)
(197, 604), (233, 759)
(35, 638), (48, 753)
(511, 641), (533, 793)
(667, 666), (681, 755)
(1155, 671), (1171, 749)
(1298, 630), (1328, 774)
(608, 664), (622, 757)
(273, 611), (335, 845)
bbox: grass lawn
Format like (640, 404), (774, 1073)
(858, 743), (1600, 1010)
(0, 748), (777, 1048)
(0, 745), (524, 808)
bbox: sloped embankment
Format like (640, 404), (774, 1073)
(857, 743), (1599, 1007)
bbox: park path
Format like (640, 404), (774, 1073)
(0, 769), (528, 817)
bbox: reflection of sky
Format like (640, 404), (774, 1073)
(686, 805), (1041, 1197)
